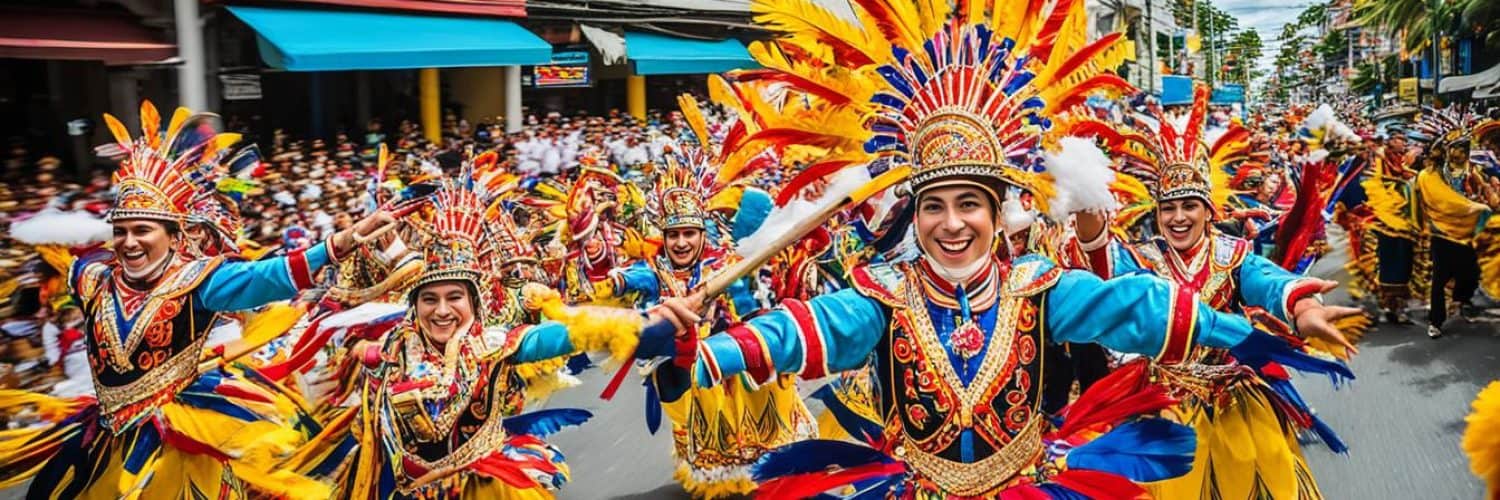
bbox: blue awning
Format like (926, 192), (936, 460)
(624, 31), (757, 75)
(227, 6), (551, 71)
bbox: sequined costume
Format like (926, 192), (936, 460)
(599, 94), (813, 499)
(285, 149), (643, 500)
(627, 0), (1336, 496)
(1074, 83), (1356, 500)
(0, 102), (335, 499)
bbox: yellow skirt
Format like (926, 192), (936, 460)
(663, 374), (816, 499)
(0, 365), (327, 500)
(1147, 383), (1323, 500)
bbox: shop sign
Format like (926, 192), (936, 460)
(220, 74), (263, 101)
(533, 50), (591, 88)
(1398, 77), (1418, 103)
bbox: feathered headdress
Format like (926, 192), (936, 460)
(410, 149), (507, 299)
(737, 0), (1134, 218)
(652, 93), (776, 231)
(1058, 83), (1239, 225)
(1412, 105), (1473, 148)
(102, 101), (240, 223)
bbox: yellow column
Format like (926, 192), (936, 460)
(420, 68), (441, 146)
(627, 75), (646, 121)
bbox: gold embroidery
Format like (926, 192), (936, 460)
(902, 416), (1043, 496)
(94, 334), (206, 428)
(900, 265), (1022, 448)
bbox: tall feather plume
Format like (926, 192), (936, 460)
(162, 107), (193, 151)
(103, 113), (133, 151)
(752, 0), (886, 68)
(140, 100), (162, 149)
(676, 93), (712, 150)
(851, 0), (926, 54)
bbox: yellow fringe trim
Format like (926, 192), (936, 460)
(1464, 381), (1500, 500)
(672, 464), (757, 500)
(522, 283), (642, 364)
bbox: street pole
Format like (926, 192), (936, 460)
(173, 0), (207, 110)
(1146, 0), (1157, 93)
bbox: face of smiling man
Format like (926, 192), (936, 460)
(1156, 197), (1210, 252)
(664, 226), (705, 269)
(112, 219), (179, 282)
(413, 280), (475, 346)
(914, 185), (998, 273)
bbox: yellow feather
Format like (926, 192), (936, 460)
(522, 283), (643, 365)
(752, 0), (887, 67)
(211, 303), (308, 365)
(849, 0), (925, 54)
(1243, 389), (1299, 499)
(1147, 404), (1212, 498)
(1210, 160), (1233, 212)
(677, 93), (711, 150)
(200, 133), (242, 165)
(1361, 175), (1413, 233)
(1464, 381), (1500, 500)
(139, 101), (161, 149)
(1210, 395), (1259, 499)
(162, 107), (192, 150)
(102, 112), (133, 148)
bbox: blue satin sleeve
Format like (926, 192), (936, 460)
(1104, 239), (1147, 277)
(1236, 253), (1319, 322)
(510, 321), (574, 363)
(196, 243), (331, 312)
(615, 261), (661, 303)
(1046, 269), (1254, 352)
(721, 275), (761, 321)
(695, 288), (887, 386)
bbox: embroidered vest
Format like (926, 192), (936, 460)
(73, 258), (223, 429)
(851, 257), (1061, 496)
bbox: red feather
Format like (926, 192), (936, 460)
(1048, 34), (1122, 85)
(731, 69), (853, 106)
(718, 120), (750, 164)
(1051, 74), (1136, 113)
(743, 128), (846, 156)
(1027, 0), (1077, 60)
(1050, 469), (1151, 500)
(774, 160), (857, 205)
(755, 462), (905, 499)
(851, 0), (919, 49)
(1052, 359), (1176, 438)
(212, 382), (273, 404)
(1272, 160), (1333, 269)
(471, 453), (542, 488)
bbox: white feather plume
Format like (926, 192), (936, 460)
(1304, 104), (1360, 144)
(9, 209), (111, 245)
(1043, 137), (1119, 221)
(1002, 198), (1035, 236)
(736, 167), (871, 257)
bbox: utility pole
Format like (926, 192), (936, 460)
(1146, 0), (1157, 93)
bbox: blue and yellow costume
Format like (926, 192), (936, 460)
(284, 150), (643, 500)
(1412, 113), (1500, 331)
(600, 94), (813, 499)
(0, 102), (335, 499)
(1360, 131), (1426, 320)
(623, 1), (1345, 495)
(1076, 83), (1353, 500)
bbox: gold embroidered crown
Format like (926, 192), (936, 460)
(103, 101), (240, 223)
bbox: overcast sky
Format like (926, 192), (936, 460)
(1213, 0), (1320, 74)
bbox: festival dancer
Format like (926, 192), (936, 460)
(593, 93), (813, 499)
(0, 101), (391, 499)
(283, 149), (646, 499)
(1073, 83), (1362, 500)
(639, 0), (1356, 496)
(1361, 127), (1424, 324)
(1412, 109), (1500, 338)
